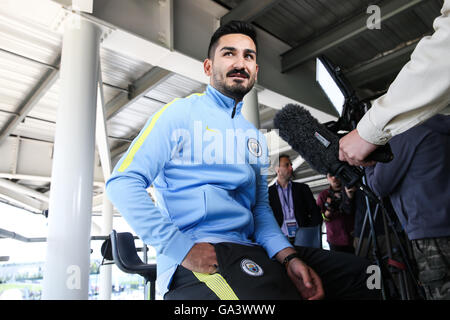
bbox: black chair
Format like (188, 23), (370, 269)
(102, 230), (157, 300)
(294, 225), (322, 248)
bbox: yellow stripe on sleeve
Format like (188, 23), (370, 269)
(193, 272), (239, 300)
(117, 93), (204, 173)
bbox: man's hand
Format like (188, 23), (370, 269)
(286, 258), (324, 300)
(323, 197), (333, 218)
(339, 129), (378, 167)
(181, 243), (218, 274)
(276, 248), (324, 300)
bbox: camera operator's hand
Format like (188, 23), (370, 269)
(339, 129), (378, 167)
(345, 186), (357, 199)
(323, 197), (333, 218)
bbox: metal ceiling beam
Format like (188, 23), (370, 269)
(0, 172), (105, 187)
(0, 55), (61, 146)
(281, 0), (425, 72)
(269, 144), (291, 156)
(105, 66), (171, 120)
(111, 142), (130, 160)
(158, 0), (174, 50)
(294, 174), (327, 184)
(0, 186), (45, 213)
(0, 178), (49, 203)
(346, 41), (418, 86)
(92, 193), (105, 210)
(0, 228), (47, 243)
(95, 61), (112, 180)
(260, 118), (274, 129)
(0, 136), (105, 185)
(220, 0), (282, 25)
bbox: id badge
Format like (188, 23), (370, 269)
(285, 219), (298, 238)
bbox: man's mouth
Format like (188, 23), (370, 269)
(227, 70), (249, 79)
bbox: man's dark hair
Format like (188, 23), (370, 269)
(278, 154), (291, 164)
(207, 20), (258, 59)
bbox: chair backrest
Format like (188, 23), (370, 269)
(101, 237), (113, 261)
(294, 225), (322, 248)
(110, 230), (157, 281)
(110, 230), (157, 299)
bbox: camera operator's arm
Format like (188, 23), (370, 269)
(340, 187), (356, 215)
(339, 0), (450, 166)
(365, 135), (414, 198)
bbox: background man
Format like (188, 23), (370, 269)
(269, 154), (322, 245)
(317, 174), (356, 254)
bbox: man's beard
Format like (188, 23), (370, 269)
(213, 69), (255, 101)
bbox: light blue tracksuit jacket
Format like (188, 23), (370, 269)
(106, 85), (292, 296)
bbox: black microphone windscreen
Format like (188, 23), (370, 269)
(273, 104), (380, 201)
(273, 104), (339, 175)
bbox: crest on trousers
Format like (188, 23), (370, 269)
(240, 259), (264, 277)
(247, 138), (262, 157)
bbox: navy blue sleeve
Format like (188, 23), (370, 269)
(365, 135), (417, 198)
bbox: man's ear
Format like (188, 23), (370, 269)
(203, 58), (212, 76)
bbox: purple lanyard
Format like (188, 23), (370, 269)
(279, 184), (292, 211)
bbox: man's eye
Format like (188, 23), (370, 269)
(224, 52), (233, 56)
(245, 54), (255, 60)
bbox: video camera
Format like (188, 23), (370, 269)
(323, 189), (342, 212)
(316, 55), (371, 132)
(316, 55), (393, 162)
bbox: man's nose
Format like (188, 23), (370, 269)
(232, 56), (246, 69)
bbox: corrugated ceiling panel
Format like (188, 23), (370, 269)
(14, 116), (55, 142)
(253, 0), (384, 46)
(0, 52), (50, 111)
(107, 98), (164, 139)
(100, 47), (153, 90)
(145, 73), (205, 104)
(27, 80), (59, 125)
(386, 12), (429, 42)
(106, 72), (205, 142)
(0, 3), (61, 66)
(413, 0), (444, 28)
(126, 99), (163, 120)
(0, 2), (61, 142)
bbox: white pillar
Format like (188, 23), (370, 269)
(43, 16), (101, 300)
(99, 192), (113, 300)
(242, 87), (260, 129)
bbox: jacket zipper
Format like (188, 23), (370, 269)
(231, 101), (238, 118)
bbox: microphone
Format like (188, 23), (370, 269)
(273, 104), (382, 201)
